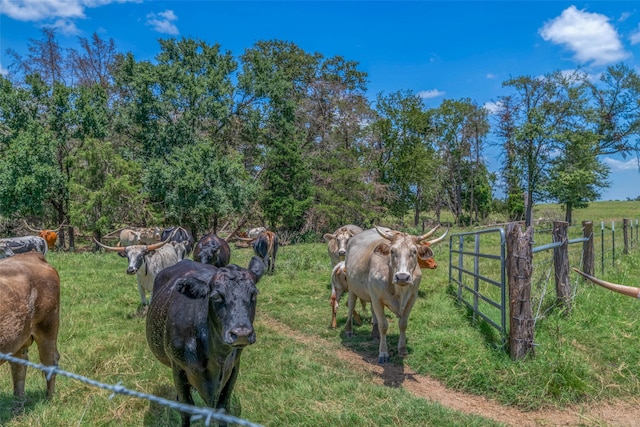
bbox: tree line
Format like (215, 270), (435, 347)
(1, 29), (638, 249)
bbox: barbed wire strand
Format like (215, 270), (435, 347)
(0, 352), (263, 427)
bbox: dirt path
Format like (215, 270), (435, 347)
(262, 315), (640, 426)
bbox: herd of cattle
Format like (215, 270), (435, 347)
(2, 221), (634, 424)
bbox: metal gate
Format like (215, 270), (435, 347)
(449, 227), (506, 337)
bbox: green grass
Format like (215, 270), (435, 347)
(1, 201), (640, 426)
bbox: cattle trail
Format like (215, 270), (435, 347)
(260, 314), (640, 426)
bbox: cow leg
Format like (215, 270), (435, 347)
(138, 284), (148, 306)
(172, 367), (194, 427)
(397, 296), (418, 358)
(344, 291), (357, 338)
(10, 345), (30, 413)
(370, 300), (389, 363)
(330, 289), (339, 329)
(33, 331), (60, 400)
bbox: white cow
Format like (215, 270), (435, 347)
(344, 226), (447, 363)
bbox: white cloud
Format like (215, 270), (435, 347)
(46, 18), (81, 35)
(0, 63), (8, 76)
(0, 0), (139, 22)
(602, 157), (639, 172)
(417, 89), (445, 99)
(486, 73), (496, 79)
(146, 9), (179, 35)
(483, 101), (501, 114)
(631, 24), (640, 45)
(539, 6), (629, 66)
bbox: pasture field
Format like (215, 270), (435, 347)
(1, 200), (640, 426)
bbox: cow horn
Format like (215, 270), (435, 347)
(51, 220), (66, 232)
(237, 236), (256, 242)
(572, 268), (640, 299)
(374, 226), (396, 240)
(23, 220), (42, 233)
(146, 235), (171, 251)
(425, 227), (449, 245)
(418, 224), (440, 241)
(93, 238), (126, 252)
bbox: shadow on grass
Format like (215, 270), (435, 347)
(338, 313), (413, 389)
(0, 389), (47, 425)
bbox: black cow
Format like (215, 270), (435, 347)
(146, 257), (264, 427)
(193, 233), (231, 267)
(252, 230), (278, 275)
(0, 236), (48, 259)
(161, 226), (195, 256)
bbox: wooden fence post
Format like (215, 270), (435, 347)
(553, 221), (571, 313)
(581, 221), (594, 277)
(506, 222), (535, 360)
(623, 218), (629, 255)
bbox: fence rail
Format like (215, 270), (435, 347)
(0, 352), (263, 427)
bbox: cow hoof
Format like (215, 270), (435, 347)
(345, 331), (354, 338)
(398, 347), (408, 358)
(378, 353), (390, 364)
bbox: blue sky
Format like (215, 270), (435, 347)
(1, 1), (639, 201)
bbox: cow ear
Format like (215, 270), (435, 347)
(176, 277), (210, 299)
(248, 256), (266, 281)
(323, 233), (334, 242)
(117, 251), (127, 257)
(418, 245), (434, 262)
(373, 242), (390, 256)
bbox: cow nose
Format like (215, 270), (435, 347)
(394, 272), (412, 285)
(126, 268), (137, 275)
(229, 327), (255, 346)
(338, 249), (346, 256)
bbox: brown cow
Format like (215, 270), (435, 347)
(23, 220), (61, 250)
(344, 225), (448, 363)
(0, 253), (61, 405)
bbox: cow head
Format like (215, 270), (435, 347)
(178, 256), (265, 346)
(374, 225), (448, 286)
(324, 226), (359, 261)
(94, 238), (170, 274)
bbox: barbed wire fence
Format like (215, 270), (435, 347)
(0, 352), (263, 427)
(531, 218), (639, 325)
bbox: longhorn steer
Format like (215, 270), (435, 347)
(193, 233), (231, 267)
(23, 220), (63, 250)
(146, 257), (264, 427)
(344, 225), (448, 363)
(0, 253), (60, 405)
(94, 237), (180, 307)
(0, 236), (48, 259)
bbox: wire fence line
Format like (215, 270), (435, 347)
(530, 218), (640, 324)
(0, 352), (263, 427)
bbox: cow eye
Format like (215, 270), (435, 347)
(211, 291), (223, 303)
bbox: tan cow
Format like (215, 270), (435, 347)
(572, 268), (640, 299)
(344, 225), (448, 363)
(324, 225), (363, 266)
(0, 253), (61, 405)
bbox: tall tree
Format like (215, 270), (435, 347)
(432, 98), (490, 226)
(239, 40), (315, 231)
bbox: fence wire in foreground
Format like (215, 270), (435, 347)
(0, 352), (263, 427)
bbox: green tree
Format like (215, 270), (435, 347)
(144, 142), (257, 238)
(546, 130), (610, 223)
